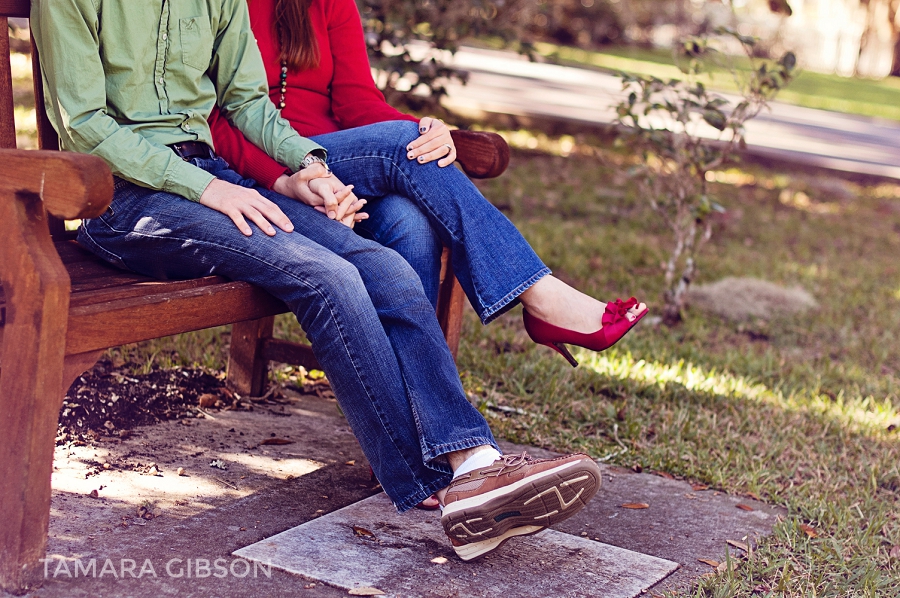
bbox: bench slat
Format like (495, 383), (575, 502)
(65, 282), (288, 355)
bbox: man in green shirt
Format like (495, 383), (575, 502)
(33, 0), (361, 231)
(32, 0), (602, 566)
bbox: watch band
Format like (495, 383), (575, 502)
(300, 152), (330, 174)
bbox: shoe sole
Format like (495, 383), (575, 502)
(442, 459), (601, 549)
(452, 525), (546, 562)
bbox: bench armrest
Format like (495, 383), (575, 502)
(450, 130), (510, 179)
(0, 149), (112, 220)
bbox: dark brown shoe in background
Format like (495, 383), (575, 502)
(439, 452), (601, 561)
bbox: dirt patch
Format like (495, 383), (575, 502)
(687, 276), (818, 322)
(58, 360), (232, 445)
(59, 361), (337, 446)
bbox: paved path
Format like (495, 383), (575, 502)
(442, 46), (900, 180)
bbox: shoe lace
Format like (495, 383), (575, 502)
(476, 452), (530, 477)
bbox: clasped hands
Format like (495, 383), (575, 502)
(199, 162), (367, 237)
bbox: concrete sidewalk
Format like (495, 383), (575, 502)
(443, 46), (900, 180)
(9, 386), (784, 598)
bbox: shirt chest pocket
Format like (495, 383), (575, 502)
(179, 17), (213, 72)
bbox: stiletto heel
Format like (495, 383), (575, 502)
(523, 297), (648, 368)
(550, 342), (579, 367)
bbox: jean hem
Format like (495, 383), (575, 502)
(479, 267), (551, 325)
(393, 475), (454, 513)
(422, 436), (501, 465)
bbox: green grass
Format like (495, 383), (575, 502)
(530, 41), (900, 123)
(110, 140), (900, 596)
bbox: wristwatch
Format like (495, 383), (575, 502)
(300, 151), (330, 174)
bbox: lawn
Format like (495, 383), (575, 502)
(9, 33), (900, 596)
(529, 41), (900, 124)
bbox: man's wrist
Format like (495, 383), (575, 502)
(299, 150), (330, 174)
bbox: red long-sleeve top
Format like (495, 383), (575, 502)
(208, 0), (418, 188)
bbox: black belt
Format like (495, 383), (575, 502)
(169, 140), (214, 161)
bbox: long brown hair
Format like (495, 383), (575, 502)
(273, 0), (320, 71)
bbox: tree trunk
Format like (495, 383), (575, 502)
(891, 34), (900, 77)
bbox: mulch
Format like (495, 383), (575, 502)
(58, 359), (335, 446)
(58, 359), (235, 445)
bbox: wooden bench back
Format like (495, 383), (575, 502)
(2, 0), (67, 237)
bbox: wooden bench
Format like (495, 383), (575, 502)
(0, 1), (510, 592)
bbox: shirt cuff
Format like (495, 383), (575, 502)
(276, 136), (327, 173)
(164, 159), (217, 202)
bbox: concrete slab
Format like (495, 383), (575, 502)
(494, 444), (788, 593)
(235, 493), (679, 598)
(556, 464), (786, 592)
(4, 378), (782, 598)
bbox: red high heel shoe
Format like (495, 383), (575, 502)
(523, 297), (648, 367)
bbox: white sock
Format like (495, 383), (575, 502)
(452, 447), (501, 479)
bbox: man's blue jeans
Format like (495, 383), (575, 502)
(78, 120), (549, 511)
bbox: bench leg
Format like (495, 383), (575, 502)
(436, 247), (466, 360)
(227, 316), (274, 397)
(0, 191), (71, 594)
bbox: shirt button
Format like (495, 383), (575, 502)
(184, 124), (192, 131)
(162, 33), (168, 41)
(158, 77), (164, 84)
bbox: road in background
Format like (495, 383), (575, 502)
(442, 46), (900, 180)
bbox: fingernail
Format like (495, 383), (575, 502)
(408, 152), (414, 159)
(419, 127), (426, 133)
(268, 227), (276, 235)
(328, 211), (336, 219)
(418, 156), (424, 162)
(406, 144), (412, 151)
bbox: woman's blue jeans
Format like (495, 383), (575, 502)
(78, 120), (548, 512)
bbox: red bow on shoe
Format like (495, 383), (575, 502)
(602, 297), (639, 326)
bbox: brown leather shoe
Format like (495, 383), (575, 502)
(439, 452), (601, 561)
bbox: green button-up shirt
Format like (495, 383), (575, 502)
(32, 0), (324, 201)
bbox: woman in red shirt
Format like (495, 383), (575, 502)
(209, 0), (456, 307)
(208, 0), (648, 512)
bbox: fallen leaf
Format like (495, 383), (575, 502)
(176, 467), (186, 476)
(726, 539), (750, 552)
(431, 556), (448, 564)
(88, 489), (99, 499)
(352, 526), (376, 539)
(889, 545), (900, 559)
(716, 560), (737, 573)
(260, 438), (294, 445)
(691, 484), (709, 491)
(697, 558), (720, 568)
(348, 588), (384, 596)
(345, 460), (356, 466)
(735, 504), (754, 511)
(744, 491), (761, 501)
(653, 471), (675, 479)
(198, 393), (218, 408)
(621, 502), (650, 509)
(799, 523), (818, 538)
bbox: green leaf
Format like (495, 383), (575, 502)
(703, 109), (727, 131)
